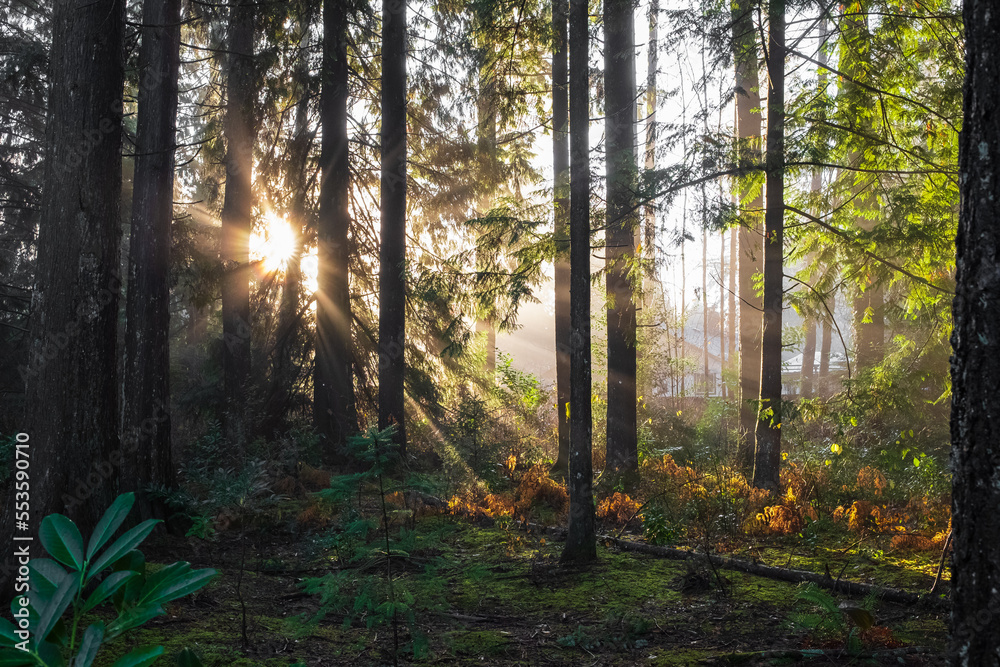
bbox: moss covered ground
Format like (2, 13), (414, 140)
(92, 512), (949, 666)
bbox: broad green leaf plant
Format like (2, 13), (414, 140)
(0, 493), (215, 667)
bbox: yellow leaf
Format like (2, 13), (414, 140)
(831, 443), (843, 455)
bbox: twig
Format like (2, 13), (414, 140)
(930, 528), (953, 595)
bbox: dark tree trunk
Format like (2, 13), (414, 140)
(949, 0), (1000, 662)
(731, 0), (764, 469)
(220, 0), (255, 453)
(604, 0), (638, 478)
(752, 0), (783, 493)
(379, 0), (407, 450)
(316, 0), (358, 455)
(561, 0), (596, 563)
(0, 0), (125, 592)
(122, 0), (181, 520)
(551, 0), (570, 477)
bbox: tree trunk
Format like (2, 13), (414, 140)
(949, 0), (1000, 662)
(379, 0), (408, 450)
(801, 319), (816, 398)
(728, 227), (737, 390)
(0, 0), (125, 589)
(702, 225), (709, 398)
(604, 0), (638, 477)
(643, 0), (657, 290)
(731, 0), (764, 469)
(122, 0), (181, 520)
(853, 280), (884, 369)
(562, 0), (596, 563)
(720, 228), (726, 396)
(551, 0), (570, 477)
(316, 0), (358, 456)
(220, 0), (255, 454)
(819, 293), (833, 395)
(752, 0), (783, 493)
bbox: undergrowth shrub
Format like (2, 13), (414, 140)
(301, 426), (434, 662)
(0, 493), (214, 666)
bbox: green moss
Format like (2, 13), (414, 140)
(448, 629), (510, 657)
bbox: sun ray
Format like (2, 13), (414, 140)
(250, 212), (298, 272)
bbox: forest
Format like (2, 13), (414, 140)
(0, 0), (997, 664)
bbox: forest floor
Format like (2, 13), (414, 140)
(95, 510), (950, 667)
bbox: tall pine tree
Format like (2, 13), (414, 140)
(604, 0), (638, 477)
(379, 0), (408, 449)
(562, 0), (596, 563)
(752, 0), (784, 493)
(316, 0), (359, 455)
(122, 0), (182, 519)
(949, 0), (1000, 661)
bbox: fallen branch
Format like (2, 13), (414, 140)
(930, 528), (953, 595)
(602, 536), (948, 609)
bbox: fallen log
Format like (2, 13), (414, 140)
(602, 535), (948, 609)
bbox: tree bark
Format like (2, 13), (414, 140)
(604, 0), (638, 477)
(551, 0), (570, 477)
(220, 0), (256, 454)
(731, 0), (764, 469)
(378, 0), (408, 450)
(949, 0), (1000, 661)
(752, 0), (783, 493)
(122, 0), (181, 520)
(0, 0), (125, 593)
(562, 0), (595, 563)
(316, 0), (358, 456)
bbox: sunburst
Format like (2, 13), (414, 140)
(251, 213), (298, 272)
